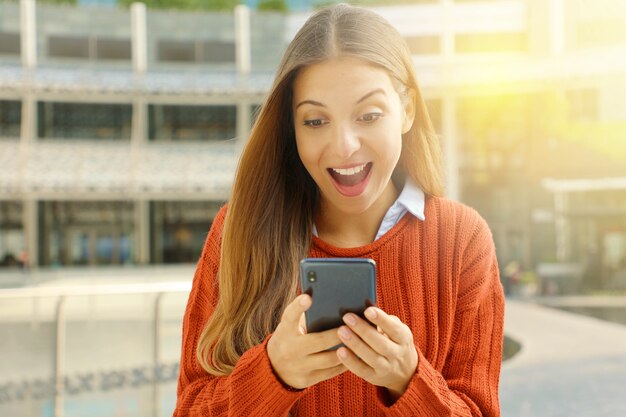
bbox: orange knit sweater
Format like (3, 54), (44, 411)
(174, 196), (504, 417)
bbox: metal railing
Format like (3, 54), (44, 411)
(0, 280), (191, 417)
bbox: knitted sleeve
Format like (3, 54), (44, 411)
(173, 206), (304, 417)
(377, 207), (505, 417)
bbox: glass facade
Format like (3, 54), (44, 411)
(38, 201), (135, 267)
(37, 102), (132, 140)
(0, 201), (25, 268)
(563, 190), (626, 291)
(148, 105), (236, 141)
(0, 100), (21, 139)
(150, 201), (223, 264)
(457, 93), (539, 269)
(455, 32), (528, 54)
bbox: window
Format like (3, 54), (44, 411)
(39, 201), (134, 266)
(0, 100), (21, 138)
(157, 40), (195, 62)
(157, 39), (235, 63)
(0, 31), (20, 55)
(566, 89), (598, 122)
(95, 38), (132, 61)
(576, 19), (626, 48)
(148, 104), (236, 141)
(48, 35), (90, 59)
(0, 201), (24, 268)
(199, 40), (235, 63)
(150, 201), (222, 264)
(455, 32), (527, 54)
(37, 102), (132, 140)
(47, 35), (131, 62)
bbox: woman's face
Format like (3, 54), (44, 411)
(293, 57), (414, 216)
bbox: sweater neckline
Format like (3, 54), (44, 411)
(310, 213), (414, 257)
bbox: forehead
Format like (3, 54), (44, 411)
(292, 57), (395, 102)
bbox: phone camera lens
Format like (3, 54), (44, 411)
(307, 271), (316, 283)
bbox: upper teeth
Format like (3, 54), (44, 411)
(332, 163), (367, 176)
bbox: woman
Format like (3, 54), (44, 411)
(174, 4), (504, 416)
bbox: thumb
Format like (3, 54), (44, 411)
(281, 294), (312, 332)
(299, 312), (307, 335)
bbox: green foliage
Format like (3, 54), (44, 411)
(38, 0), (78, 5)
(118, 0), (241, 11)
(257, 0), (288, 12)
(313, 0), (338, 10)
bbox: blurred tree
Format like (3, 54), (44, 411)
(258, 0), (287, 12)
(459, 91), (626, 181)
(540, 92), (626, 161)
(118, 0), (241, 11)
(39, 0), (78, 4)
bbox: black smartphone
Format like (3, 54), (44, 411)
(299, 258), (377, 334)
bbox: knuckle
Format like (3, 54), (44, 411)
(375, 357), (388, 371)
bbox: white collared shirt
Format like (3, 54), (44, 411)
(313, 179), (426, 241)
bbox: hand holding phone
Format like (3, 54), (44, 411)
(266, 293), (347, 389)
(299, 258), (377, 334)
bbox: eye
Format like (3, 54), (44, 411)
(303, 119), (328, 128)
(358, 112), (383, 123)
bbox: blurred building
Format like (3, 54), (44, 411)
(1, 0), (626, 290)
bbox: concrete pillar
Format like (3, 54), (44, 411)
(442, 93), (460, 201)
(548, 0), (565, 57)
(554, 191), (570, 261)
(236, 101), (251, 151)
(131, 2), (147, 75)
(440, 0), (459, 201)
(235, 5), (251, 77)
(440, 0), (455, 60)
(134, 199), (150, 265)
(20, 95), (36, 143)
(132, 98), (147, 145)
(20, 0), (37, 69)
(22, 198), (38, 270)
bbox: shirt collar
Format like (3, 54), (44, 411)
(396, 177), (426, 221)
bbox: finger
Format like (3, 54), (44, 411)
(337, 325), (387, 370)
(302, 327), (343, 354)
(342, 313), (394, 357)
(281, 294), (312, 333)
(336, 346), (374, 381)
(305, 350), (344, 370)
(364, 308), (411, 344)
(308, 363), (347, 385)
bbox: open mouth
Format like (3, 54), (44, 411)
(327, 162), (373, 197)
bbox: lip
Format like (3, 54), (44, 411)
(327, 162), (373, 197)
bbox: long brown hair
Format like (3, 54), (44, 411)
(197, 3), (444, 375)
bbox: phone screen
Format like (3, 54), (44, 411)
(300, 258), (377, 334)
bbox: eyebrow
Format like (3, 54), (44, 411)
(356, 88), (386, 104)
(294, 88), (386, 111)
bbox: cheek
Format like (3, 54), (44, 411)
(370, 121), (403, 161)
(295, 133), (321, 173)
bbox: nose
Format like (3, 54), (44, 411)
(332, 123), (361, 159)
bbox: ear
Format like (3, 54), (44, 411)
(401, 89), (416, 134)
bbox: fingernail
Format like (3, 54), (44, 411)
(338, 348), (348, 359)
(344, 314), (357, 326)
(339, 327), (352, 340)
(365, 308), (377, 319)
